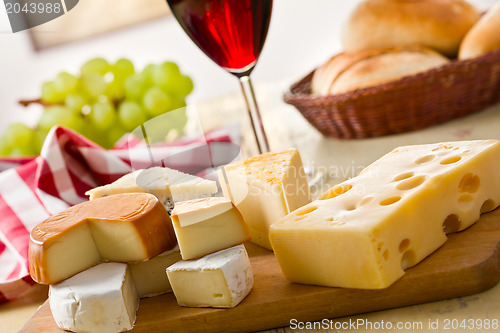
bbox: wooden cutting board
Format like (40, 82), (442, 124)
(20, 208), (500, 333)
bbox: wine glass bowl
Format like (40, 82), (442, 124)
(167, 0), (272, 76)
(167, 0), (273, 154)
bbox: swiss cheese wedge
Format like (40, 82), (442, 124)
(29, 193), (176, 284)
(270, 140), (500, 289)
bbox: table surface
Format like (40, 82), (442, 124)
(3, 80), (500, 332)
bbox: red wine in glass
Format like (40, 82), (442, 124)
(167, 0), (273, 154)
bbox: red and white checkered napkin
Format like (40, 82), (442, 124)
(0, 124), (241, 302)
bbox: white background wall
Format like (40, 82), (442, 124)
(0, 0), (494, 135)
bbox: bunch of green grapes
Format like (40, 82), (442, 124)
(0, 58), (193, 157)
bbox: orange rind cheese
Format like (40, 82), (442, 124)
(29, 193), (176, 284)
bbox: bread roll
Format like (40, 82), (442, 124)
(459, 1), (500, 59)
(341, 0), (480, 57)
(311, 46), (449, 96)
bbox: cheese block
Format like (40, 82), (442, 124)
(217, 148), (311, 250)
(166, 245), (253, 308)
(171, 197), (251, 260)
(270, 140), (500, 289)
(49, 263), (139, 333)
(129, 246), (181, 298)
(29, 193), (176, 284)
(85, 167), (218, 212)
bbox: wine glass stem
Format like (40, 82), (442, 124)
(239, 75), (270, 154)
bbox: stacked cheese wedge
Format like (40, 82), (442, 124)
(30, 192), (179, 333)
(166, 196), (253, 308)
(165, 148), (312, 308)
(28, 155), (307, 332)
(29, 149), (314, 332)
(28, 167), (225, 333)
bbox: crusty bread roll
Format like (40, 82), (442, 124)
(311, 46), (449, 96)
(459, 1), (500, 59)
(341, 0), (480, 58)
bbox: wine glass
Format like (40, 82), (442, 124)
(166, 0), (272, 155)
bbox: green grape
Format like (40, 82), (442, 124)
(0, 136), (12, 157)
(91, 131), (109, 148)
(39, 105), (84, 132)
(141, 64), (157, 85)
(4, 124), (37, 156)
(41, 81), (64, 104)
(170, 95), (187, 111)
(162, 61), (180, 74)
(91, 101), (116, 130)
(4, 122), (35, 148)
(78, 119), (103, 145)
(68, 115), (85, 133)
(86, 127), (110, 148)
(124, 74), (147, 99)
(81, 57), (110, 75)
(34, 59), (194, 151)
(151, 62), (182, 92)
(118, 101), (147, 131)
(165, 108), (188, 133)
(33, 129), (47, 155)
(112, 58), (135, 81)
(141, 108), (188, 143)
(54, 72), (79, 95)
(140, 118), (168, 143)
(10, 146), (36, 157)
(65, 93), (87, 111)
(107, 125), (128, 148)
(82, 73), (108, 97)
(143, 87), (172, 117)
(105, 79), (125, 101)
(171, 75), (194, 97)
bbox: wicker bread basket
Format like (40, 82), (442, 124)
(283, 49), (500, 139)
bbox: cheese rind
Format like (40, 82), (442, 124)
(129, 246), (182, 298)
(218, 148), (311, 250)
(29, 193), (176, 284)
(49, 263), (139, 333)
(85, 167), (217, 212)
(270, 140), (500, 289)
(166, 245), (253, 308)
(171, 197), (251, 260)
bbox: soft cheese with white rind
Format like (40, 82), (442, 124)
(218, 148), (311, 250)
(166, 245), (253, 308)
(171, 197), (251, 260)
(29, 193), (176, 284)
(129, 246), (181, 297)
(49, 263), (139, 333)
(270, 140), (500, 289)
(85, 167), (218, 212)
